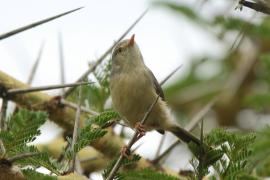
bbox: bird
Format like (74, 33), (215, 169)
(109, 34), (201, 152)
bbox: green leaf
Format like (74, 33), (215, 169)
(2, 109), (47, 154)
(14, 146), (61, 175)
(74, 128), (107, 153)
(87, 110), (120, 127)
(121, 154), (141, 167)
(204, 149), (224, 166)
(250, 126), (270, 176)
(205, 129), (256, 179)
(0, 109), (61, 175)
(65, 123), (107, 161)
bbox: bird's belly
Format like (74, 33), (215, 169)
(110, 73), (157, 128)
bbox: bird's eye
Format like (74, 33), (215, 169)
(113, 47), (124, 57)
(117, 48), (123, 54)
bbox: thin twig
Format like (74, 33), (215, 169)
(229, 13), (256, 52)
(8, 152), (39, 163)
(197, 119), (204, 180)
(152, 98), (216, 164)
(106, 95), (160, 180)
(71, 85), (82, 172)
(27, 41), (45, 84)
(60, 99), (99, 115)
(160, 64), (182, 86)
(0, 98), (8, 131)
(58, 32), (66, 94)
(63, 9), (149, 98)
(152, 139), (179, 165)
(185, 98), (216, 131)
(155, 134), (166, 158)
(7, 81), (92, 95)
(229, 32), (243, 52)
(0, 7), (83, 40)
(0, 98), (8, 155)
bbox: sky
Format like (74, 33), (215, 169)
(0, 0), (229, 85)
(0, 0), (257, 178)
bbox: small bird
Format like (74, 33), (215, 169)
(110, 34), (201, 150)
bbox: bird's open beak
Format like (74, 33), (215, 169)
(128, 34), (135, 46)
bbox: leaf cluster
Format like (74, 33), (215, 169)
(205, 129), (256, 179)
(249, 126), (270, 176)
(0, 109), (62, 177)
(1, 109), (47, 153)
(65, 127), (107, 161)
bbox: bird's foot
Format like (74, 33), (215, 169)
(134, 122), (146, 140)
(121, 145), (131, 158)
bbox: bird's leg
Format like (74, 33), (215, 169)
(134, 122), (146, 141)
(121, 145), (131, 158)
(120, 122), (146, 158)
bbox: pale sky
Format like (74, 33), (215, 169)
(0, 0), (230, 85)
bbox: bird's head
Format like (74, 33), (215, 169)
(111, 34), (144, 71)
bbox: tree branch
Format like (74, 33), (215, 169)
(239, 0), (270, 15)
(7, 82), (92, 95)
(60, 99), (98, 115)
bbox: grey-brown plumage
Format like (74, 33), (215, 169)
(110, 34), (200, 145)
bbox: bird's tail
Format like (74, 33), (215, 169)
(168, 125), (201, 145)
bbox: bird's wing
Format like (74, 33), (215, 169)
(147, 68), (165, 135)
(147, 68), (165, 101)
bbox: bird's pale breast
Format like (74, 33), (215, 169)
(110, 67), (173, 131)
